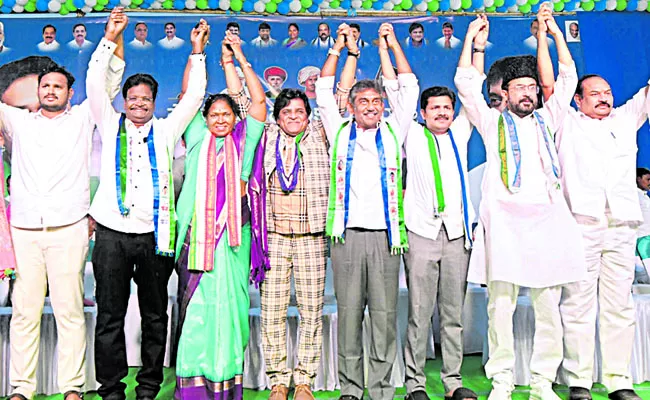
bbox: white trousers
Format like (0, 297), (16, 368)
(560, 217), (636, 392)
(485, 281), (563, 390)
(10, 217), (89, 398)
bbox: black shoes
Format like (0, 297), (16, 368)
(569, 386), (592, 400)
(451, 388), (479, 400)
(407, 390), (431, 400)
(608, 389), (642, 400)
(339, 396), (360, 400)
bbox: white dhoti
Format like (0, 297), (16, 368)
(560, 215), (637, 392)
(470, 197), (587, 391)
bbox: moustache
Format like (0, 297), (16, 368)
(519, 96), (534, 104)
(597, 101), (611, 108)
(435, 115), (450, 120)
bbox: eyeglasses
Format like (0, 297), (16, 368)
(508, 84), (539, 94)
(126, 96), (154, 104)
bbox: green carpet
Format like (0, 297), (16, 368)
(6, 355), (650, 399)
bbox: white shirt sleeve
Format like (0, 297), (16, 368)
(615, 83), (650, 132)
(384, 73), (419, 143)
(541, 61), (578, 130)
(454, 66), (498, 140)
(86, 38), (121, 137)
(315, 75), (346, 145)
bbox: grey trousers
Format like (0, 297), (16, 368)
(403, 228), (470, 394)
(331, 229), (401, 400)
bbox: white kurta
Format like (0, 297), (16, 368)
(455, 63), (586, 288)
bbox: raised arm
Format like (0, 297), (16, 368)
(165, 22), (209, 144)
(454, 15), (496, 137)
(472, 15), (488, 75)
(535, 3), (555, 101)
(87, 7), (128, 135)
(227, 32), (266, 123)
(539, 10), (578, 128)
(316, 25), (348, 143)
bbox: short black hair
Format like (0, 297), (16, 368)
(575, 74), (603, 97)
(273, 88), (311, 121)
(135, 22), (148, 30)
(42, 24), (56, 34)
(259, 22), (271, 31)
(203, 93), (239, 119)
(0, 56), (60, 96)
(442, 22), (453, 30)
(420, 86), (456, 110)
(122, 73), (158, 101)
(530, 20), (539, 28)
(72, 23), (86, 32)
(349, 23), (361, 32)
(288, 23), (300, 32)
(409, 22), (424, 34)
(227, 22), (240, 30)
(638, 168), (650, 179)
(38, 64), (76, 89)
(350, 79), (382, 104)
(487, 58), (508, 89)
(165, 22), (176, 29)
(318, 22), (329, 30)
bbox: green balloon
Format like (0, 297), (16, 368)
(93, 4), (103, 9)
(301, 0), (311, 6)
(461, 0), (470, 8)
(230, 0), (242, 9)
(24, 1), (35, 10)
(132, 0), (143, 5)
(197, 0), (207, 7)
(163, 0), (173, 8)
(528, 0), (539, 4)
(393, 4), (401, 9)
(59, 4), (69, 14)
(265, 1), (276, 11)
(427, 0), (439, 10)
(553, 1), (563, 10)
(329, 0), (339, 6)
(518, 2), (530, 11)
(362, 0), (370, 7)
(401, 0), (412, 8)
(581, 0), (594, 9)
(615, 0), (625, 9)
(485, 4), (495, 10)
(647, 0), (650, 10)
(494, 0), (504, 6)
(65, 0), (77, 10)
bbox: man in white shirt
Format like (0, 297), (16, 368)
(158, 22), (185, 49)
(0, 11), (125, 400)
(391, 27), (477, 400)
(523, 19), (554, 50)
(310, 22), (335, 49)
(455, 10), (586, 400)
(226, 21), (247, 45)
(68, 23), (94, 51)
(348, 23), (368, 48)
(546, 32), (650, 400)
(404, 22), (428, 48)
(37, 24), (60, 52)
(129, 22), (152, 49)
(251, 22), (278, 48)
(316, 23), (415, 400)
(436, 22), (460, 49)
(635, 168), (650, 284)
(0, 22), (10, 54)
(87, 10), (207, 400)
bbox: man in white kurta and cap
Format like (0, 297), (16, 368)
(454, 9), (586, 400)
(537, 21), (650, 400)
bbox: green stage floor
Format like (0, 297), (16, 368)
(6, 355), (650, 399)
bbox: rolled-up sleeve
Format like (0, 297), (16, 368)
(454, 66), (495, 138)
(384, 73), (419, 143)
(617, 79), (650, 131)
(542, 61), (578, 130)
(316, 75), (345, 145)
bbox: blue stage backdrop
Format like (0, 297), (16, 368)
(0, 12), (648, 189)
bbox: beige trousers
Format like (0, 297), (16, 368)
(10, 217), (89, 398)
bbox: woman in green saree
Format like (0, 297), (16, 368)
(174, 31), (267, 400)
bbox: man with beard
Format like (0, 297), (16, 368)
(539, 17), (650, 400)
(68, 23), (94, 51)
(252, 22), (278, 48)
(382, 21), (477, 400)
(310, 22), (335, 49)
(0, 12), (126, 400)
(455, 10), (586, 400)
(86, 9), (207, 400)
(37, 24), (60, 52)
(316, 22), (415, 400)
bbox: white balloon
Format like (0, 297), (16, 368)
(383, 1), (393, 8)
(637, 0), (647, 10)
(351, 0), (361, 6)
(151, 1), (161, 7)
(319, 0), (329, 7)
(119, 0), (130, 5)
(186, 0), (196, 7)
(605, 0), (616, 9)
(450, 0), (461, 8)
(507, 3), (518, 10)
(13, 4), (24, 11)
(81, 4), (92, 10)
(484, 0), (494, 6)
(254, 0), (265, 10)
(262, 0), (270, 3)
(516, 0), (526, 5)
(16, 0), (28, 5)
(218, 0), (228, 8)
(415, 1), (427, 9)
(290, 0), (301, 10)
(85, 0), (97, 6)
